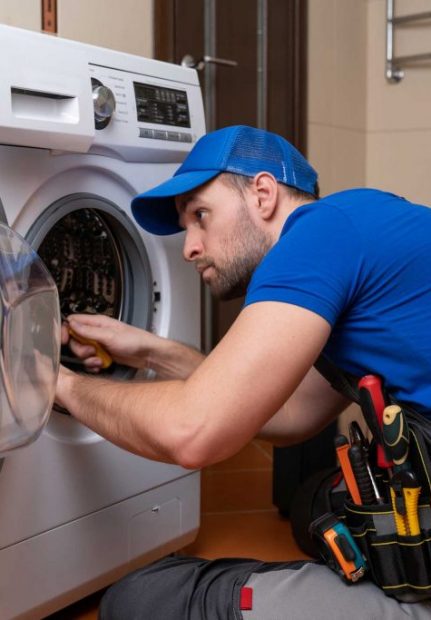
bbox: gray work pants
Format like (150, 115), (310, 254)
(99, 556), (431, 620)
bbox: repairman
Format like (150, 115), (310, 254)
(56, 126), (431, 619)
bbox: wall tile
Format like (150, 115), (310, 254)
(308, 123), (366, 196)
(333, 0), (367, 131)
(207, 441), (272, 472)
(201, 470), (274, 513)
(0, 0), (40, 31)
(367, 0), (431, 132)
(307, 123), (334, 195)
(366, 129), (431, 205)
(331, 126), (367, 190)
(183, 512), (309, 561)
(58, 0), (154, 57)
(308, 0), (367, 131)
(308, 0), (336, 125)
(394, 0), (431, 18)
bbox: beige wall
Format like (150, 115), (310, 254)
(0, 0), (40, 31)
(308, 0), (431, 206)
(58, 0), (154, 57)
(366, 0), (431, 205)
(0, 0), (154, 58)
(307, 0), (368, 196)
(308, 0), (431, 432)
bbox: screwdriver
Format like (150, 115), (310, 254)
(358, 375), (393, 470)
(62, 315), (113, 369)
(389, 470), (421, 536)
(335, 435), (362, 505)
(382, 404), (410, 469)
(383, 404), (421, 536)
(348, 443), (377, 505)
(349, 421), (384, 504)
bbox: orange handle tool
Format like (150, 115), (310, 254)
(335, 435), (362, 505)
(67, 326), (113, 369)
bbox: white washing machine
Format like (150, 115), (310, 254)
(0, 25), (205, 620)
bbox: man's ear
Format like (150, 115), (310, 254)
(252, 172), (279, 222)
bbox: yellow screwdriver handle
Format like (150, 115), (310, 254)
(68, 326), (113, 369)
(405, 486), (421, 537)
(390, 486), (408, 536)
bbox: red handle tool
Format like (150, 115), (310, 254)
(358, 375), (393, 470)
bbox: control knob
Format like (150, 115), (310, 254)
(92, 79), (116, 130)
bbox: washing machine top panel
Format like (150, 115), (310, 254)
(0, 24), (206, 161)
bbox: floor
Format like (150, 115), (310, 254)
(45, 440), (309, 619)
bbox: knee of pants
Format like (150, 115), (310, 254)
(97, 556), (206, 620)
(98, 570), (162, 620)
(98, 580), (129, 620)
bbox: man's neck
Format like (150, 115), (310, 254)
(270, 197), (316, 243)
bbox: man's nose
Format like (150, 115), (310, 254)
(183, 229), (203, 262)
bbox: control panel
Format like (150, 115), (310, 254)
(0, 24), (206, 160)
(88, 61), (204, 160)
(134, 82), (190, 127)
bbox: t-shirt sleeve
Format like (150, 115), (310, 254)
(244, 204), (364, 326)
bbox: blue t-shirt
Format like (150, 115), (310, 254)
(244, 188), (431, 417)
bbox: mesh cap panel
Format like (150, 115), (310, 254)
(131, 125), (318, 235)
(224, 127), (315, 191)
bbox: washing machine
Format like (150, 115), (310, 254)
(0, 24), (205, 620)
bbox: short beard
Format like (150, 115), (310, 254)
(204, 202), (273, 300)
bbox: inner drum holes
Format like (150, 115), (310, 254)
(38, 208), (123, 372)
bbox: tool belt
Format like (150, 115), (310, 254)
(307, 356), (431, 603)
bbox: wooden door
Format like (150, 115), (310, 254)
(154, 0), (307, 349)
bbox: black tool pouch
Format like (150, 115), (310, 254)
(308, 355), (431, 600)
(343, 411), (431, 602)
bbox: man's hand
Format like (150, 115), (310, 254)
(62, 314), (153, 371)
(62, 314), (205, 379)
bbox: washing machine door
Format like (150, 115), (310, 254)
(0, 222), (60, 457)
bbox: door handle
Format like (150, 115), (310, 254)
(181, 54), (238, 71)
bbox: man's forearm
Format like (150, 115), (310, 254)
(57, 369), (190, 464)
(146, 337), (205, 380)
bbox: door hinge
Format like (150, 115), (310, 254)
(42, 0), (57, 34)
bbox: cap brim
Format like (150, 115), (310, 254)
(131, 169), (221, 235)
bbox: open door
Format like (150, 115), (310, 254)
(155, 0), (307, 350)
(0, 213), (60, 457)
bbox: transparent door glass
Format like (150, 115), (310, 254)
(0, 223), (60, 456)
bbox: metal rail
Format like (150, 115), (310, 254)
(386, 0), (431, 82)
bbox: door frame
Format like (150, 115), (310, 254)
(154, 0), (308, 153)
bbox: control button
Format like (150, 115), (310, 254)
(154, 130), (168, 140)
(139, 128), (154, 138)
(138, 128), (193, 142)
(167, 131), (180, 141)
(92, 78), (116, 130)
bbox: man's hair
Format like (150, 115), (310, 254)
(220, 172), (319, 201)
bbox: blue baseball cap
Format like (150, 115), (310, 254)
(131, 125), (318, 235)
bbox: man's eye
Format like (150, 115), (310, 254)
(195, 210), (206, 221)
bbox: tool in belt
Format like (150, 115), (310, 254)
(309, 355), (431, 603)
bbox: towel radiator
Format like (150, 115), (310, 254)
(386, 0), (431, 82)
